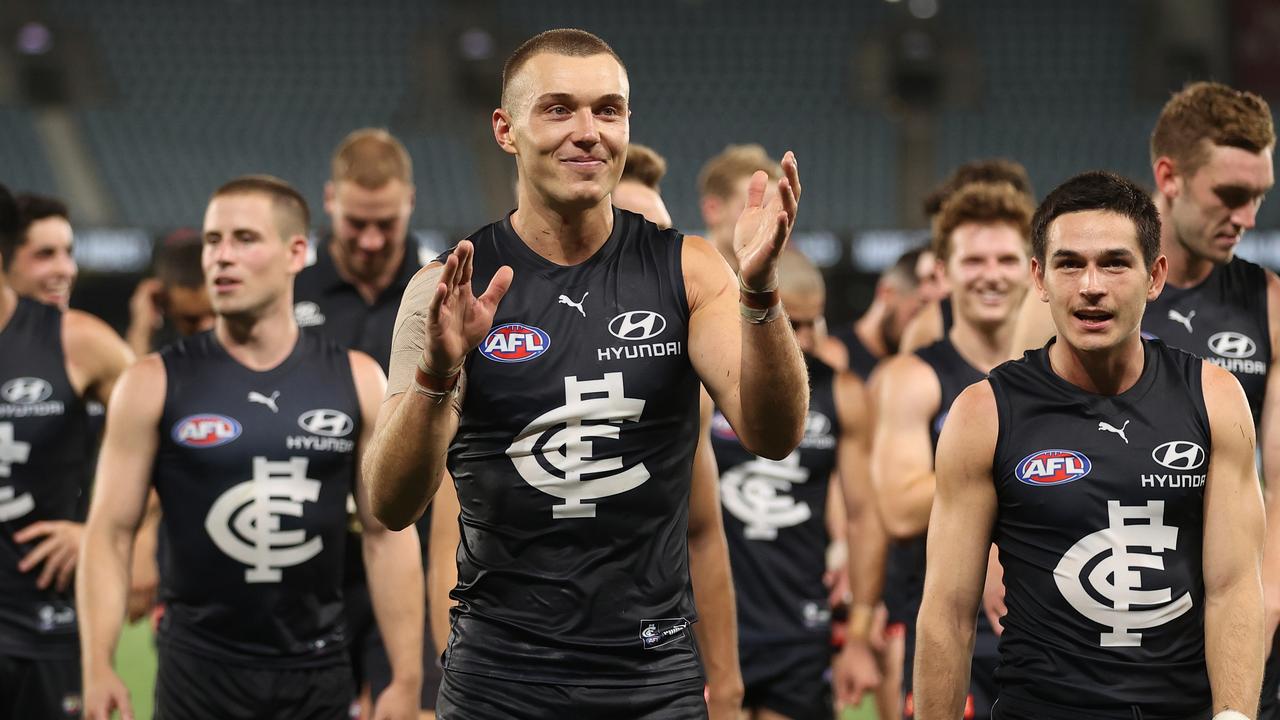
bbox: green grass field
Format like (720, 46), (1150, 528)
(115, 623), (878, 720)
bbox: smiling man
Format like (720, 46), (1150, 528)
(916, 171), (1265, 720)
(4, 193), (77, 310)
(363, 28), (809, 719)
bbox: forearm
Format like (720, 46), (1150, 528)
(689, 528), (741, 696)
(1205, 577), (1265, 715)
(847, 508), (887, 634)
(364, 528), (425, 688)
(366, 393), (457, 530)
(77, 527), (134, 673)
(912, 603), (975, 719)
(1263, 487), (1280, 628)
(738, 316), (807, 459)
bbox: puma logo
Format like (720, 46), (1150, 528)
(1168, 309), (1195, 334)
(248, 391), (280, 413)
(1097, 420), (1130, 444)
(558, 292), (589, 318)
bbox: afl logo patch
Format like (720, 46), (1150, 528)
(1016, 449), (1092, 486)
(173, 414), (242, 448)
(711, 411), (737, 441)
(480, 323), (550, 363)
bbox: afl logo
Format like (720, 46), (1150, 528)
(1, 377), (52, 404)
(1151, 441), (1206, 470)
(1016, 449), (1092, 486)
(298, 409), (354, 438)
(711, 411), (737, 441)
(480, 323), (550, 363)
(1207, 331), (1256, 359)
(173, 414), (241, 448)
(608, 311), (666, 341)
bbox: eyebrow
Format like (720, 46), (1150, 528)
(534, 92), (627, 106)
(1212, 182), (1271, 196)
(1050, 247), (1135, 260)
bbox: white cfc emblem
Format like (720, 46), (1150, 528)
(720, 451), (811, 540)
(204, 457), (324, 582)
(1054, 500), (1193, 647)
(0, 423), (34, 522)
(507, 373), (649, 519)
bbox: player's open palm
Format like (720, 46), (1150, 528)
(425, 239), (513, 372)
(83, 670), (133, 720)
(733, 151), (801, 292)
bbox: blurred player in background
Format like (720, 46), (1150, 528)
(5, 193), (77, 310)
(898, 159), (1034, 354)
(78, 175), (423, 720)
(126, 228), (216, 357)
(0, 182), (133, 720)
(293, 128), (439, 720)
(612, 142), (673, 229)
(713, 250), (882, 719)
(874, 182), (1034, 719)
(827, 247), (932, 379)
(918, 171), (1264, 720)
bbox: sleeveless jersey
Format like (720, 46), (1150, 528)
(714, 354), (840, 645)
(832, 325), (879, 381)
(154, 330), (359, 668)
(0, 298), (93, 659)
(442, 208), (702, 686)
(1143, 257), (1269, 428)
(988, 339), (1211, 716)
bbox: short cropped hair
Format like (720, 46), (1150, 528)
(884, 246), (926, 290)
(621, 143), (667, 190)
(331, 128), (413, 188)
(778, 249), (825, 298)
(501, 29), (624, 111)
(15, 193), (70, 240)
(932, 182), (1034, 262)
(211, 175), (310, 240)
(154, 228), (205, 289)
(1031, 171), (1161, 268)
(923, 159), (1034, 219)
(698, 144), (782, 200)
(1150, 82), (1275, 175)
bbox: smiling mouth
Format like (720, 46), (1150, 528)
(1074, 309), (1113, 325)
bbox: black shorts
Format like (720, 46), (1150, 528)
(0, 653), (81, 720)
(154, 644), (354, 720)
(436, 669), (707, 720)
(739, 641), (831, 720)
(991, 694), (1211, 720)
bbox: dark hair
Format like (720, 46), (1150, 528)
(211, 174), (310, 240)
(0, 183), (18, 269)
(15, 192), (69, 237)
(154, 228), (205, 289)
(1031, 171), (1161, 268)
(923, 159), (1034, 220)
(502, 29), (624, 111)
(883, 247), (925, 289)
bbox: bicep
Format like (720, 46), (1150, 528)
(88, 361), (164, 534)
(871, 365), (937, 488)
(1203, 367), (1265, 590)
(683, 237), (742, 426)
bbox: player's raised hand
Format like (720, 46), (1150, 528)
(733, 150), (801, 292)
(83, 668), (134, 720)
(424, 240), (513, 374)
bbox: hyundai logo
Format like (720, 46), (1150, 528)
(1, 378), (52, 405)
(1207, 331), (1256, 359)
(608, 311), (667, 341)
(1151, 441), (1205, 471)
(298, 409), (355, 438)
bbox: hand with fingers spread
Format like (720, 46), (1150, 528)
(83, 666), (134, 720)
(15, 520), (83, 592)
(734, 150), (802, 293)
(422, 240), (514, 379)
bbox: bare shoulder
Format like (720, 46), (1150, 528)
(833, 368), (869, 431)
(899, 300), (942, 354)
(935, 380), (999, 468)
(347, 349), (387, 383)
(63, 308), (129, 358)
(111, 353), (167, 415)
(876, 352), (941, 406)
(1201, 361), (1253, 434)
(1264, 269), (1280, 346)
(681, 234), (734, 312)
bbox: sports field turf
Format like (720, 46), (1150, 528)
(115, 621), (878, 720)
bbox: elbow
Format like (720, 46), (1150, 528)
(372, 502), (416, 533)
(743, 424), (805, 461)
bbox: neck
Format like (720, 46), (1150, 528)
(214, 295), (299, 371)
(511, 193), (614, 265)
(1156, 194), (1216, 288)
(853, 303), (889, 358)
(330, 238), (405, 305)
(1047, 333), (1145, 395)
(948, 312), (1016, 373)
(0, 285), (16, 334)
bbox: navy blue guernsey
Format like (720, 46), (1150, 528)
(0, 298), (93, 659)
(988, 339), (1211, 717)
(832, 326), (879, 381)
(442, 208), (702, 686)
(1144, 257), (1269, 428)
(153, 330), (359, 668)
(714, 354), (839, 645)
